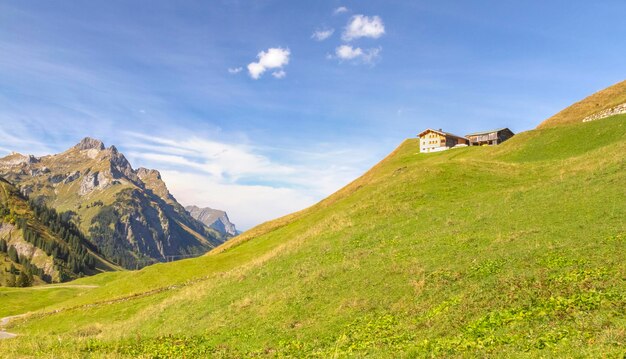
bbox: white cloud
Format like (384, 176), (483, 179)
(159, 171), (316, 230)
(311, 28), (335, 41)
(361, 47), (381, 63)
(1, 125), (378, 230)
(228, 67), (242, 74)
(247, 47), (290, 80)
(272, 70), (286, 79)
(335, 45), (381, 64)
(126, 134), (295, 181)
(123, 133), (376, 229)
(342, 15), (385, 41)
(333, 6), (349, 15)
(336, 45), (363, 60)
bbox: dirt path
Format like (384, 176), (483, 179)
(0, 284), (98, 339)
(27, 284), (99, 290)
(0, 315), (24, 339)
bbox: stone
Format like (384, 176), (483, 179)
(74, 137), (105, 151)
(582, 103), (626, 123)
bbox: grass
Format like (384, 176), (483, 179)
(0, 286), (94, 318)
(0, 115), (624, 357)
(537, 79), (626, 128)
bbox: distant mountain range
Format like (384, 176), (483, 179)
(0, 137), (237, 271)
(185, 205), (238, 236)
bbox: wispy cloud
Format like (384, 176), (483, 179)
(272, 70), (286, 79)
(333, 6), (349, 15)
(228, 67), (243, 74)
(312, 28), (334, 41)
(159, 171), (316, 229)
(122, 132), (373, 228)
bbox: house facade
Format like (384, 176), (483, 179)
(465, 128), (515, 146)
(418, 129), (469, 153)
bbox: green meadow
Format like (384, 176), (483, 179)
(1, 115), (624, 357)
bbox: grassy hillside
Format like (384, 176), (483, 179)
(0, 115), (624, 357)
(538, 80), (626, 128)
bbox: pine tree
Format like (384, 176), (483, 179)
(8, 246), (18, 262)
(5, 273), (16, 287)
(16, 271), (33, 287)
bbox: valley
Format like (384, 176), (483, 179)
(0, 82), (624, 356)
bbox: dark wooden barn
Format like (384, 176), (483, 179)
(465, 128), (515, 146)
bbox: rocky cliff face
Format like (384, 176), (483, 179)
(0, 137), (227, 268)
(185, 205), (238, 237)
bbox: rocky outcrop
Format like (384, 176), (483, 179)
(78, 170), (113, 196)
(582, 103), (626, 123)
(74, 137), (105, 151)
(48, 174), (66, 184)
(79, 171), (100, 195)
(0, 153), (39, 168)
(30, 167), (50, 177)
(107, 145), (138, 182)
(186, 205), (238, 237)
(63, 171), (81, 184)
(136, 167), (177, 204)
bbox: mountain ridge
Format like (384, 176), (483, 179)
(0, 137), (228, 269)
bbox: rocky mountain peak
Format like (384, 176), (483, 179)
(0, 137), (228, 269)
(136, 167), (162, 180)
(74, 137), (105, 151)
(186, 205), (238, 237)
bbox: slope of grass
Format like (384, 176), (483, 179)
(538, 79), (626, 128)
(0, 286), (95, 318)
(0, 116), (624, 357)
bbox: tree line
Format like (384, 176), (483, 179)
(1, 239), (39, 287)
(0, 192), (99, 286)
(27, 199), (98, 273)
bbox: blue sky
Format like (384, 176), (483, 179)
(1, 1), (625, 228)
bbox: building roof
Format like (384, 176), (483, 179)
(465, 128), (513, 136)
(417, 128), (467, 140)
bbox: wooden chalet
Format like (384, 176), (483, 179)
(465, 128), (514, 146)
(418, 128), (469, 153)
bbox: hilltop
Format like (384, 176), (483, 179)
(0, 83), (624, 357)
(0, 138), (230, 269)
(538, 79), (626, 128)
